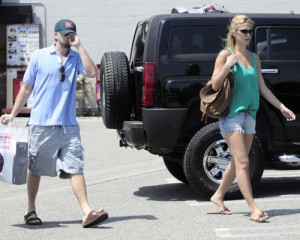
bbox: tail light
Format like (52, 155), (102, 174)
(142, 62), (156, 107)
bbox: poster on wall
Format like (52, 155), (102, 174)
(7, 24), (40, 66)
(5, 24), (40, 109)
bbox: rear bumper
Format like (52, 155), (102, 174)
(119, 108), (188, 152)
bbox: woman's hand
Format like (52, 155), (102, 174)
(225, 54), (238, 69)
(281, 106), (296, 121)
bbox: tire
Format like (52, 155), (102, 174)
(163, 157), (188, 184)
(100, 51), (132, 129)
(183, 122), (265, 198)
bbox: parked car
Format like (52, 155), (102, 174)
(100, 9), (300, 198)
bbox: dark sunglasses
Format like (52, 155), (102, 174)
(237, 29), (254, 35)
(60, 65), (65, 82)
(0, 153), (3, 173)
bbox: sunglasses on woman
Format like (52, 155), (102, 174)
(237, 29), (254, 35)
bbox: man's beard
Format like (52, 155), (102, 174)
(61, 42), (71, 49)
(57, 39), (71, 49)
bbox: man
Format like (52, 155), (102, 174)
(0, 19), (108, 228)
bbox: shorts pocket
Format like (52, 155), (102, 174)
(29, 148), (38, 173)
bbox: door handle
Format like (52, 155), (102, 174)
(261, 68), (279, 74)
(135, 66), (144, 72)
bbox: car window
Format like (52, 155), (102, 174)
(130, 22), (148, 62)
(256, 27), (300, 60)
(167, 26), (226, 62)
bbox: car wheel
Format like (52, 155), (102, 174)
(163, 156), (188, 184)
(183, 122), (265, 198)
(100, 51), (132, 129)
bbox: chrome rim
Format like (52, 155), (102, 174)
(203, 139), (237, 184)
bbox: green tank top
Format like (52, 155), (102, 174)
(226, 49), (260, 119)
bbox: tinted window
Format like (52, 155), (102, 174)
(130, 22), (148, 62)
(256, 27), (300, 60)
(256, 28), (268, 60)
(168, 26), (226, 62)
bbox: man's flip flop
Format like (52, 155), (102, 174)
(82, 209), (108, 228)
(24, 211), (42, 225)
(207, 207), (232, 215)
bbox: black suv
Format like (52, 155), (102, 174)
(100, 11), (300, 198)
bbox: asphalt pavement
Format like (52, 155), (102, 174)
(1, 117), (300, 240)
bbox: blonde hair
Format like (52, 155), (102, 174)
(225, 15), (254, 52)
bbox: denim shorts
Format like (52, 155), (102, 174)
(28, 125), (84, 177)
(219, 111), (256, 137)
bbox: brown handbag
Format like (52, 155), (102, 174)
(199, 71), (234, 122)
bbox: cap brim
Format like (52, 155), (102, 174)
(58, 30), (76, 36)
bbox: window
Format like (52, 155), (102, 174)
(256, 27), (300, 60)
(168, 26), (226, 62)
(130, 22), (148, 62)
(256, 28), (268, 60)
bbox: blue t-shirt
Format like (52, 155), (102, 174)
(23, 44), (84, 125)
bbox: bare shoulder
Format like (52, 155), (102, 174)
(220, 49), (231, 56)
(216, 49), (231, 62)
(249, 50), (259, 59)
(251, 51), (261, 64)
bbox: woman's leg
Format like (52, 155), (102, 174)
(210, 153), (236, 211)
(226, 132), (268, 220)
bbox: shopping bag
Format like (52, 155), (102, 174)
(0, 125), (29, 185)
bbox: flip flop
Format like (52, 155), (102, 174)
(82, 209), (108, 228)
(250, 212), (269, 223)
(207, 207), (232, 215)
(24, 211), (42, 225)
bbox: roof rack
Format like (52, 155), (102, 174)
(171, 4), (229, 14)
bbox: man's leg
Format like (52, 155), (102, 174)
(70, 174), (108, 227)
(24, 171), (42, 225)
(25, 125), (58, 225)
(27, 171), (41, 212)
(65, 127), (108, 227)
(70, 174), (92, 218)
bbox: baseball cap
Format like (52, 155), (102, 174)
(54, 19), (76, 35)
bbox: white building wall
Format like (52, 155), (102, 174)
(2, 0), (300, 113)
(3, 0), (300, 64)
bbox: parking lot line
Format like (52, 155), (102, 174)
(165, 178), (182, 184)
(214, 225), (300, 238)
(184, 195), (300, 206)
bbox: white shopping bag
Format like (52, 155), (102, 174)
(0, 125), (29, 185)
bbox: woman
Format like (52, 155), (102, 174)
(208, 15), (296, 222)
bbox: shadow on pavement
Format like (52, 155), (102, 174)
(237, 208), (300, 219)
(253, 175), (300, 197)
(12, 220), (81, 229)
(12, 215), (157, 229)
(133, 182), (207, 201)
(105, 215), (157, 223)
(134, 175), (300, 202)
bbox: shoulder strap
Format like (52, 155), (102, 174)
(225, 48), (235, 73)
(249, 50), (257, 69)
(226, 47), (233, 54)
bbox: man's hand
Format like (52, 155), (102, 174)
(0, 114), (13, 125)
(68, 33), (80, 49)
